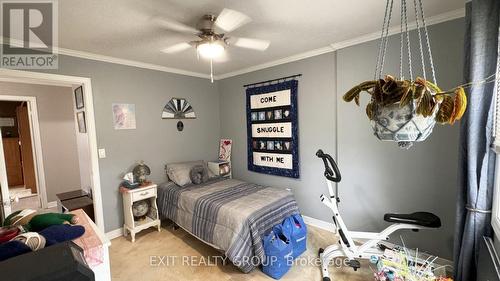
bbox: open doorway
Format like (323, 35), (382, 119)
(0, 83), (91, 216)
(0, 70), (104, 232)
(0, 101), (38, 211)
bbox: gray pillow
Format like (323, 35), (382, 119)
(166, 160), (205, 187)
(190, 165), (209, 185)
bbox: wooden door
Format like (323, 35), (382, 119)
(0, 128), (12, 216)
(16, 104), (36, 194)
(2, 138), (23, 186)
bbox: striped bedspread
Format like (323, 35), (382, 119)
(157, 178), (299, 273)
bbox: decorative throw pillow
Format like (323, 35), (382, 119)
(190, 165), (208, 184)
(166, 160), (205, 187)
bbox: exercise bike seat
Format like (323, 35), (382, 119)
(383, 212), (441, 228)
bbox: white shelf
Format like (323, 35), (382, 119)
(208, 160), (232, 179)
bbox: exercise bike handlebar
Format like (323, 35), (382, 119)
(316, 149), (341, 183)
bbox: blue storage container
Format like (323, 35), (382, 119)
(282, 214), (307, 259)
(262, 224), (293, 279)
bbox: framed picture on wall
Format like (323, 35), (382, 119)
(74, 86), (84, 109)
(77, 111), (86, 133)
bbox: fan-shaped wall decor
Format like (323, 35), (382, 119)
(162, 98), (196, 119)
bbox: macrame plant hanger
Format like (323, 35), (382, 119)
(371, 0), (438, 149)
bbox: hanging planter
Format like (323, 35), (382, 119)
(344, 76), (466, 148)
(343, 0), (467, 148)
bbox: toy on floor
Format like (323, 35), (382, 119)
(372, 247), (452, 281)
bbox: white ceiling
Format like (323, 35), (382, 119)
(59, 0), (464, 77)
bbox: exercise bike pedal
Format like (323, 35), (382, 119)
(346, 259), (361, 271)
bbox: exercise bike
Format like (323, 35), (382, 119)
(315, 149), (441, 281)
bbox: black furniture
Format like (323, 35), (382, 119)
(0, 241), (94, 281)
(56, 190), (94, 222)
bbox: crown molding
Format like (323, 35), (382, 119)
(214, 46), (334, 80)
(1, 7), (464, 81)
(217, 8), (465, 80)
(330, 8), (465, 50)
(1, 37), (212, 79)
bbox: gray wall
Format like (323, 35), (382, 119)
(38, 56), (220, 231)
(0, 82), (82, 202)
(218, 53), (337, 223)
(219, 18), (464, 259)
(336, 19), (463, 259)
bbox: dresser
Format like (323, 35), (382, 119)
(71, 209), (111, 281)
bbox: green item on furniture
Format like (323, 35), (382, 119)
(25, 213), (76, 232)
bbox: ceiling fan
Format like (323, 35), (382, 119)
(158, 8), (271, 82)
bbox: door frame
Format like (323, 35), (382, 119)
(0, 95), (47, 211)
(0, 69), (105, 232)
(0, 127), (12, 215)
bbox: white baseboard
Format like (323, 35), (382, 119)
(106, 228), (123, 240)
(302, 215), (336, 232)
(105, 216), (335, 240)
(47, 201), (58, 209)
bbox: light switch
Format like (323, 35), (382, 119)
(98, 148), (106, 159)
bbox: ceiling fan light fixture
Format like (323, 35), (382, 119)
(197, 41), (225, 59)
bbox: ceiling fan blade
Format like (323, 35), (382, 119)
(214, 9), (251, 33)
(229, 37), (270, 51)
(153, 17), (199, 35)
(161, 42), (193, 54)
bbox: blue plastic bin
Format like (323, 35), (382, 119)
(282, 214), (307, 259)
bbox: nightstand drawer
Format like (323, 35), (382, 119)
(132, 188), (156, 201)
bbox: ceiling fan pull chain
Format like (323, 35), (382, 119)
(413, 0), (427, 81)
(403, 0), (413, 80)
(375, 0), (391, 80)
(418, 0), (437, 84)
(210, 59), (214, 83)
(379, 0), (394, 79)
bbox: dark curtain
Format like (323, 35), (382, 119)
(454, 1), (499, 280)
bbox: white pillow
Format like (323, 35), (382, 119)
(166, 160), (205, 187)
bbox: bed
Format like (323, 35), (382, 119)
(156, 177), (299, 273)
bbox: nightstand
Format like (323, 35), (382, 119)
(121, 183), (161, 242)
(208, 160), (232, 179)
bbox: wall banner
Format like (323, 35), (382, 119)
(246, 79), (299, 178)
